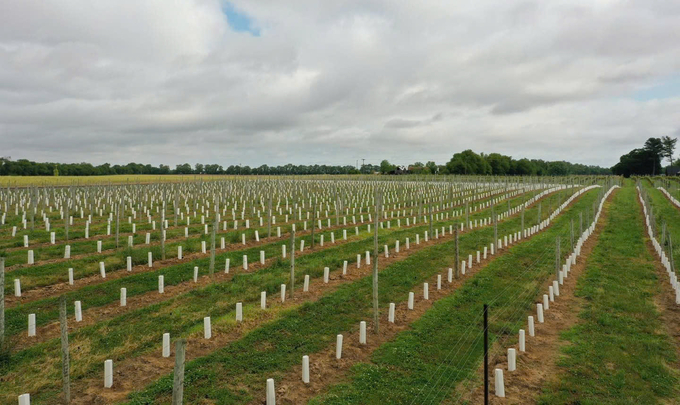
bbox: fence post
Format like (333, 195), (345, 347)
(373, 189), (381, 334)
(59, 296), (70, 404)
(290, 230), (295, 299)
(0, 257), (4, 344)
(454, 226), (460, 279)
(209, 215), (216, 280)
(570, 217), (575, 250)
(555, 236), (560, 280)
(171, 339), (187, 405)
(484, 304), (489, 405)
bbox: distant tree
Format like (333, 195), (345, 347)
(360, 164), (378, 174)
(380, 160), (395, 174)
(547, 161), (570, 176)
(409, 162), (425, 174)
(0, 154), (610, 177)
(446, 150), (492, 175)
(512, 158), (536, 175)
(484, 153), (512, 175)
(175, 163), (192, 174)
(661, 136), (677, 166)
(612, 148), (661, 177)
(203, 164), (222, 174)
(644, 137), (664, 175)
(256, 164), (270, 175)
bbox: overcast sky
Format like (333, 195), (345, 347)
(1, 0), (679, 169)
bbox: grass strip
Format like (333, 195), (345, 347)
(537, 183), (679, 404)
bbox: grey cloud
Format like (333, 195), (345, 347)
(1, 0), (680, 169)
(384, 118), (422, 129)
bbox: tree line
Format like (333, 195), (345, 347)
(611, 136), (677, 177)
(0, 159), (374, 176)
(0, 152), (611, 177)
(380, 150), (610, 175)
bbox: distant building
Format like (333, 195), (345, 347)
(389, 165), (409, 175)
(666, 166), (680, 176)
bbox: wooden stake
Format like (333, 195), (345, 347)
(454, 226), (460, 279)
(290, 230), (295, 299)
(311, 203), (316, 249)
(171, 339), (187, 405)
(59, 296), (70, 404)
(161, 210), (166, 261)
(555, 236), (560, 280)
(115, 200), (121, 249)
(570, 218), (574, 250)
(268, 192), (272, 239)
(209, 215), (216, 280)
(0, 257), (4, 344)
(373, 189), (381, 333)
(669, 235), (675, 275)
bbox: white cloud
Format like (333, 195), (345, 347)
(1, 0), (679, 168)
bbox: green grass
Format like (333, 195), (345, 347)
(2, 187), (512, 288)
(0, 196), (439, 250)
(3, 219), (346, 294)
(307, 188), (601, 405)
(1, 224), (369, 338)
(121, 189), (599, 405)
(0, 187), (575, 403)
(0, 189), (539, 403)
(641, 181), (680, 281)
(537, 183), (680, 404)
(3, 187), (551, 339)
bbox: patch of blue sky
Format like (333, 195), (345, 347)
(222, 2), (260, 36)
(632, 75), (680, 101)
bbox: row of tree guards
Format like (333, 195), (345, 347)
(0, 177), (608, 404)
(483, 183), (618, 402)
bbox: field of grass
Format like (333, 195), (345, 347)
(305, 186), (600, 405)
(2, 176), (678, 405)
(125, 188), (588, 404)
(538, 183), (680, 404)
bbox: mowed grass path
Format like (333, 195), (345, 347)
(538, 183), (680, 404)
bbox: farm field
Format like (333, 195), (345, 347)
(1, 176), (679, 405)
